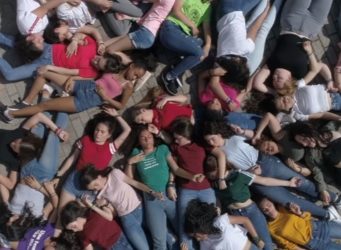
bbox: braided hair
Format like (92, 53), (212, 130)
(184, 199), (221, 235)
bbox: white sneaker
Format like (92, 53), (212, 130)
(327, 205), (341, 223)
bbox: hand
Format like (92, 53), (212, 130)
(66, 40), (78, 58)
(97, 43), (105, 55)
(95, 197), (109, 207)
(57, 129), (70, 142)
(148, 124), (160, 135)
(192, 173), (205, 183)
(229, 124), (244, 136)
(102, 106), (118, 117)
(156, 97), (169, 109)
(167, 186), (177, 201)
(151, 191), (164, 200)
(257, 240), (265, 249)
(24, 176), (41, 190)
(200, 45), (210, 61)
(327, 80), (339, 92)
(37, 65), (51, 76)
(320, 190), (331, 205)
(288, 202), (302, 216)
(190, 25), (200, 37)
(66, 0), (81, 6)
(302, 41), (313, 54)
(288, 177), (302, 187)
(251, 134), (261, 145)
(218, 180), (227, 190)
(64, 77), (75, 93)
(180, 242), (189, 250)
(128, 152), (145, 165)
(98, 0), (113, 12)
(81, 194), (94, 207)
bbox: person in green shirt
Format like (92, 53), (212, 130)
(159, 0), (212, 95)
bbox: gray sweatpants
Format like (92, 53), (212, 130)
(280, 0), (333, 39)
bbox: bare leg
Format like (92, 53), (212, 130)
(55, 189), (76, 233)
(106, 35), (134, 54)
(9, 96), (77, 118)
(24, 72), (74, 104)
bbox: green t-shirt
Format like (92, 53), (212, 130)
(167, 0), (212, 35)
(214, 171), (255, 210)
(131, 144), (170, 192)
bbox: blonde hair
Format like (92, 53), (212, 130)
(276, 79), (297, 96)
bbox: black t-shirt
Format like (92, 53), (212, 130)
(267, 34), (309, 79)
(0, 127), (27, 172)
(323, 137), (341, 166)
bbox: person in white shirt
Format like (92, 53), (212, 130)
(181, 199), (264, 250)
(274, 81), (341, 125)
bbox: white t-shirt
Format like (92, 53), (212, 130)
(221, 136), (259, 171)
(277, 80), (330, 124)
(16, 0), (49, 35)
(216, 11), (255, 58)
(9, 183), (44, 217)
(200, 214), (249, 250)
(57, 2), (95, 33)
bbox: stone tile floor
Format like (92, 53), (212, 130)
(0, 0), (340, 163)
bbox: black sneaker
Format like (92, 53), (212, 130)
(8, 101), (31, 110)
(161, 72), (179, 96)
(0, 106), (13, 123)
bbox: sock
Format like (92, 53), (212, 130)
(4, 110), (13, 120)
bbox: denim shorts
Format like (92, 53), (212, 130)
(128, 25), (155, 49)
(330, 93), (341, 111)
(73, 80), (103, 112)
(62, 170), (93, 198)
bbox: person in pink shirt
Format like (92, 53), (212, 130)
(105, 0), (176, 53)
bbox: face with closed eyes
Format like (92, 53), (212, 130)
(258, 140), (280, 155)
(272, 68), (292, 90)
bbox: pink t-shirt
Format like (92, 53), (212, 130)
(138, 0), (175, 36)
(97, 169), (141, 216)
(199, 81), (240, 110)
(95, 74), (123, 99)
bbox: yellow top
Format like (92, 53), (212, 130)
(268, 208), (312, 250)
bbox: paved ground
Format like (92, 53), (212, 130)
(0, 0), (340, 163)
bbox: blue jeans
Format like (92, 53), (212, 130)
(111, 232), (134, 250)
(129, 25), (155, 49)
(218, 0), (262, 20)
(21, 112), (68, 182)
(225, 112), (261, 130)
(178, 188), (216, 250)
(331, 93), (341, 111)
(143, 192), (178, 250)
(73, 80), (103, 112)
(252, 154), (336, 219)
(120, 205), (149, 250)
(229, 202), (273, 250)
(307, 221), (341, 250)
(0, 32), (52, 82)
(246, 0), (284, 74)
(159, 20), (203, 79)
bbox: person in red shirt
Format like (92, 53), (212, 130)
(61, 201), (133, 250)
(169, 117), (216, 249)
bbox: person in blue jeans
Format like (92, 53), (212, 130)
(6, 110), (69, 217)
(202, 122), (341, 222)
(260, 198), (341, 250)
(61, 201), (134, 250)
(159, 0), (212, 95)
(204, 154), (302, 250)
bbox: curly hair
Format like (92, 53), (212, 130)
(51, 230), (83, 250)
(184, 199), (221, 235)
(60, 201), (89, 229)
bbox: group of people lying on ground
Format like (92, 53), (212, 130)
(0, 0), (341, 249)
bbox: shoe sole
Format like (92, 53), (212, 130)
(161, 73), (178, 96)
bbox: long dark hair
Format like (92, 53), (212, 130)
(184, 199), (221, 235)
(15, 36), (43, 62)
(288, 121), (333, 147)
(0, 203), (45, 241)
(60, 201), (89, 229)
(17, 132), (44, 165)
(84, 113), (118, 142)
(79, 164), (112, 190)
(202, 121), (234, 139)
(51, 230), (83, 250)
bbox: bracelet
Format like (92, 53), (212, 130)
(50, 193), (57, 198)
(97, 41), (104, 45)
(307, 52), (313, 56)
(225, 97), (232, 105)
(298, 167), (303, 173)
(54, 127), (62, 136)
(38, 185), (43, 191)
(218, 178), (225, 182)
(167, 182), (175, 188)
(252, 236), (261, 245)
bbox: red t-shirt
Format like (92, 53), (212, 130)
(52, 36), (98, 78)
(152, 102), (193, 131)
(76, 135), (116, 171)
(80, 212), (122, 250)
(171, 142), (211, 190)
